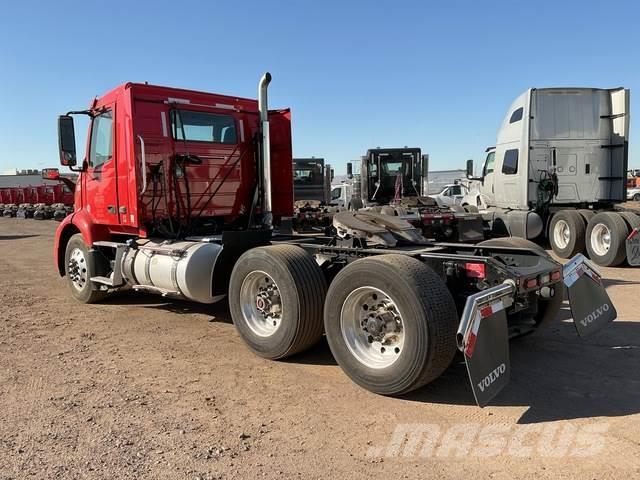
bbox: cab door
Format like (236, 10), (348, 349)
(479, 150), (496, 207)
(83, 106), (120, 226)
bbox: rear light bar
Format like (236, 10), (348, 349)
(422, 213), (454, 225)
(523, 269), (561, 291)
(464, 262), (486, 279)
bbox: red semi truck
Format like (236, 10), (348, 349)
(52, 74), (616, 407)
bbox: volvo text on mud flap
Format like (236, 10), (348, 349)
(563, 254), (617, 337)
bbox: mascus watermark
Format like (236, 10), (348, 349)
(366, 422), (609, 458)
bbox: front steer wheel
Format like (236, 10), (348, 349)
(323, 254), (458, 396)
(229, 245), (327, 360)
(64, 234), (107, 304)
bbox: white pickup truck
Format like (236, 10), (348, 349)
(429, 183), (469, 207)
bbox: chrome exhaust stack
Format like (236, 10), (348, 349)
(258, 72), (273, 227)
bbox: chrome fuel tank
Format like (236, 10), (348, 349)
(121, 240), (222, 304)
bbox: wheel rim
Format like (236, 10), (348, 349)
(553, 219), (571, 250)
(239, 270), (283, 337)
(68, 247), (88, 291)
(590, 223), (611, 257)
(340, 286), (405, 369)
(634, 194), (640, 201)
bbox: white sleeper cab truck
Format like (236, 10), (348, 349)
(464, 87), (640, 266)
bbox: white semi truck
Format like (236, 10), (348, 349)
(463, 87), (639, 266)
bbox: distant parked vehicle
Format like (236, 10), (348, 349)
(429, 182), (469, 208)
(462, 87), (639, 267)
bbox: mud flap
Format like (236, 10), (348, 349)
(626, 227), (640, 266)
(457, 283), (515, 407)
(564, 254), (617, 337)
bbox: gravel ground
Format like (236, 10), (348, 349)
(0, 218), (639, 479)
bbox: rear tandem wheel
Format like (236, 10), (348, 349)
(323, 254), (458, 396)
(229, 245), (327, 359)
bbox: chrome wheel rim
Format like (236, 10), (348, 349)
(553, 219), (571, 250)
(591, 223), (611, 257)
(340, 286), (405, 369)
(68, 247), (88, 291)
(239, 270), (283, 337)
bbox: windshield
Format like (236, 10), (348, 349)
(294, 163), (323, 186)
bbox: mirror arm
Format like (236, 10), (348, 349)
(66, 109), (94, 118)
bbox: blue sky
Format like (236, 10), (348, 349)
(0, 0), (638, 174)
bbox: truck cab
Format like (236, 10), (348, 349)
(359, 147), (428, 205)
(53, 79), (294, 277)
(463, 87), (636, 267)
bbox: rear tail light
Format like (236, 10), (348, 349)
(524, 277), (538, 289)
(464, 262), (486, 279)
(550, 270), (562, 282)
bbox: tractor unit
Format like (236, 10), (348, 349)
(343, 148), (485, 243)
(51, 73), (616, 407)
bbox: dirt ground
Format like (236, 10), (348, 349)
(0, 218), (638, 480)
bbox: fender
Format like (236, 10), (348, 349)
(53, 209), (111, 276)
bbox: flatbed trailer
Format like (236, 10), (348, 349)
(51, 73), (617, 407)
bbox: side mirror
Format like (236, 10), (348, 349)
(57, 115), (77, 167)
(346, 162), (353, 179)
(466, 159), (474, 179)
(42, 168), (60, 180)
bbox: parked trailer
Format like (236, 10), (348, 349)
(51, 74), (617, 407)
(463, 87), (640, 267)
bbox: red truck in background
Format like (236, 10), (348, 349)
(50, 73), (616, 407)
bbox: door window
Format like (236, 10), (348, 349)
(89, 111), (113, 168)
(331, 187), (341, 200)
(450, 185), (462, 195)
(484, 152), (496, 175)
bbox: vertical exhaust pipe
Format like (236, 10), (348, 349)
(258, 72), (273, 227)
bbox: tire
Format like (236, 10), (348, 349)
(619, 211), (640, 231)
(463, 205), (479, 213)
(633, 193), (640, 202)
(323, 254), (458, 396)
(478, 238), (562, 327)
(64, 234), (107, 304)
(577, 209), (595, 224)
(548, 210), (586, 258)
(585, 212), (630, 267)
(229, 245), (327, 360)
